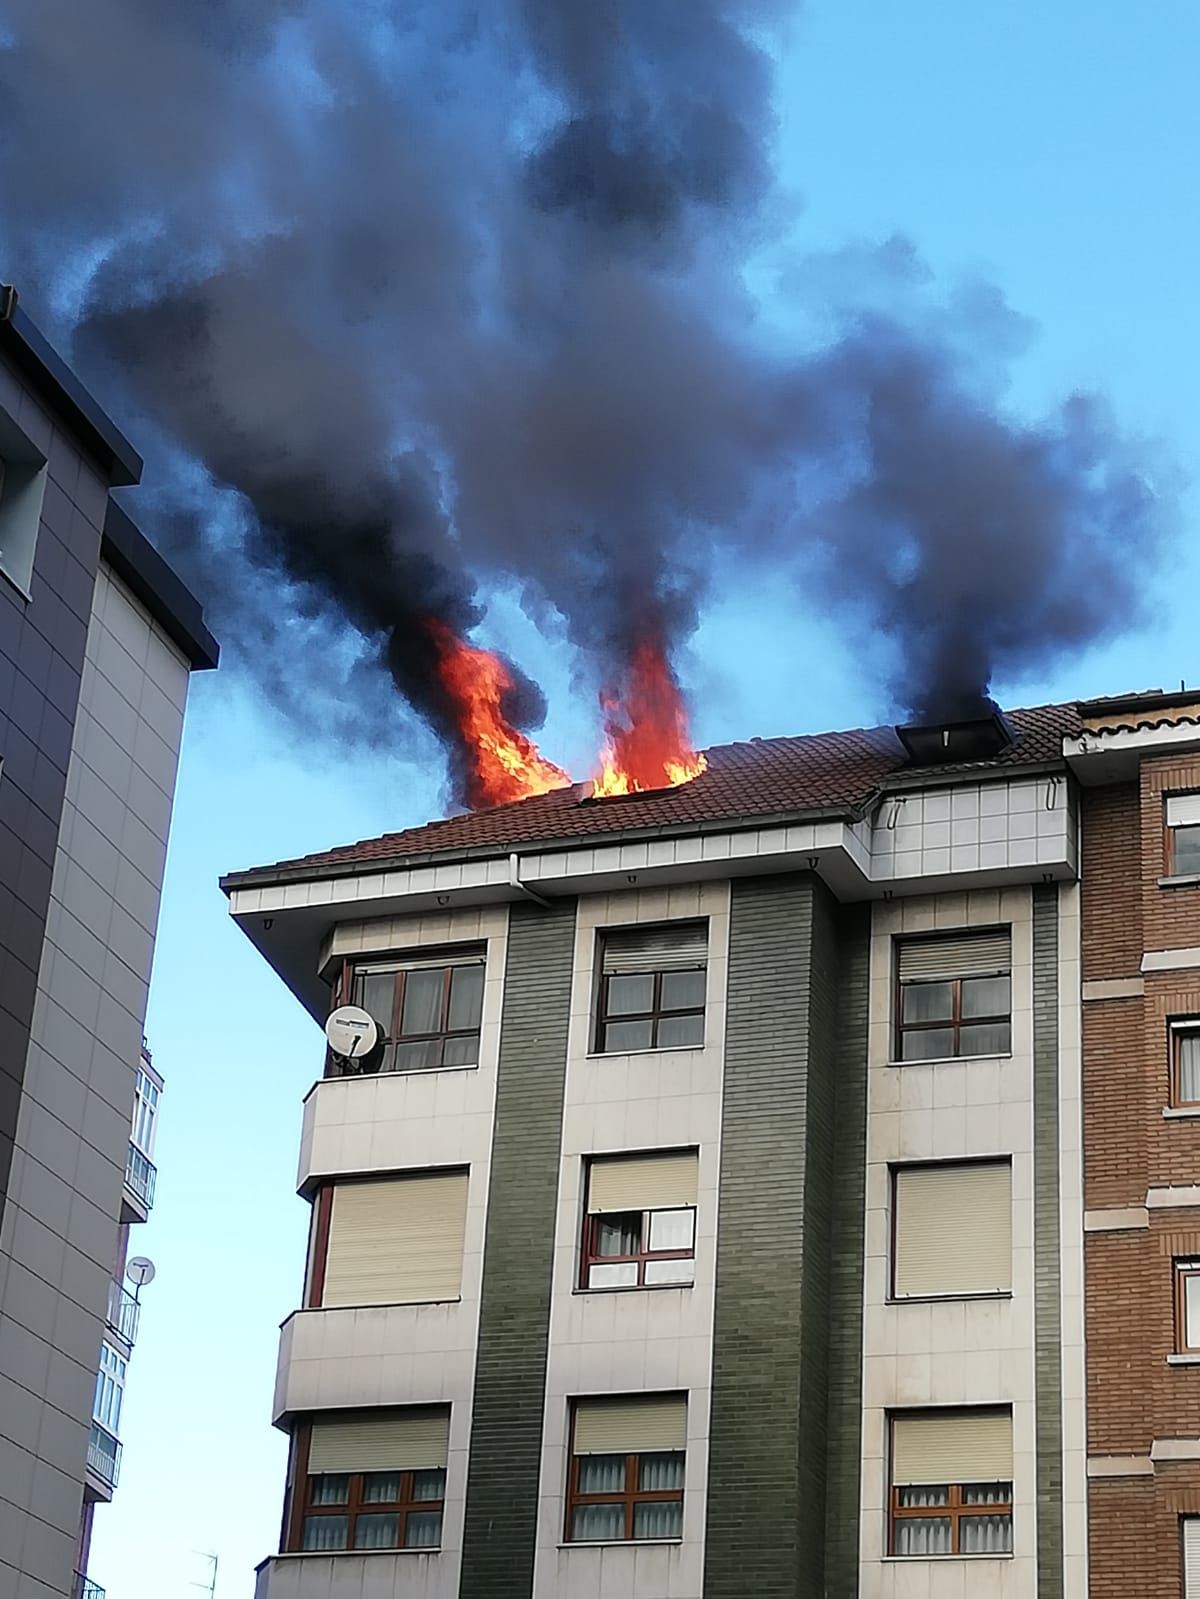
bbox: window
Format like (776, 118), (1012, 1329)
(1167, 795), (1200, 877)
(1172, 1022), (1200, 1107)
(307, 1170), (468, 1309)
(289, 1408), (448, 1553)
(94, 1342), (126, 1436)
(889, 1409), (1013, 1557)
(581, 1151), (698, 1290)
(567, 1395), (686, 1543)
(895, 930), (1012, 1062)
(594, 923), (707, 1053)
(0, 406), (48, 596)
(1176, 1260), (1200, 1354)
(131, 1066), (160, 1157)
(892, 1160), (1012, 1299)
(1184, 1516), (1200, 1596)
(347, 950), (484, 1073)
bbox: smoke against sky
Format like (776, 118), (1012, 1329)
(0, 0), (1176, 797)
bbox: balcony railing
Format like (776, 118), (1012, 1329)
(74, 1577), (106, 1599)
(86, 1422), (121, 1490)
(106, 1281), (140, 1346)
(124, 1142), (157, 1211)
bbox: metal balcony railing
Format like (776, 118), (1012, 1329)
(86, 1421), (121, 1490)
(124, 1142), (157, 1210)
(73, 1577), (106, 1599)
(106, 1281), (140, 1346)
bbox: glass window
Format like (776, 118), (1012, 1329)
(345, 953), (485, 1075)
(1176, 1261), (1200, 1353)
(130, 1068), (160, 1157)
(93, 1342), (126, 1435)
(582, 1201), (696, 1291)
(293, 1467), (444, 1552)
(567, 1447), (685, 1543)
(1173, 1026), (1200, 1107)
(891, 1480), (1012, 1557)
(595, 967), (706, 1053)
(897, 955), (1012, 1063)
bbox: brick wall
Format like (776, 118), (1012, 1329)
(1142, 756), (1200, 953)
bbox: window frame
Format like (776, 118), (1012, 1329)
(1175, 1259), (1200, 1354)
(93, 1341), (126, 1435)
(892, 935), (1012, 1064)
(1165, 792), (1200, 878)
(593, 967), (706, 1054)
(334, 950), (485, 1077)
(578, 1203), (697, 1292)
(888, 1479), (1014, 1557)
(1171, 1022), (1200, 1109)
(564, 1407), (685, 1544)
(285, 1422), (445, 1553)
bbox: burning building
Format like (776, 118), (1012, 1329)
(219, 684), (1200, 1598)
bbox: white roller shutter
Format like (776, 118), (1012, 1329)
(587, 1151), (698, 1213)
(308, 1407), (450, 1474)
(1183, 1517), (1200, 1597)
(894, 1161), (1011, 1297)
(323, 1171), (468, 1307)
(897, 930), (1011, 981)
(1168, 795), (1200, 828)
(573, 1395), (687, 1455)
(892, 1410), (1012, 1486)
(601, 923), (707, 975)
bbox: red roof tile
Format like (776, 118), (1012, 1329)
(224, 703), (1083, 887)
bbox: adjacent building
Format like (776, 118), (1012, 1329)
(224, 690), (1200, 1598)
(0, 288), (218, 1599)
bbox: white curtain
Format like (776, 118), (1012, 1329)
(354, 1513), (398, 1550)
(1181, 1034), (1200, 1101)
(301, 1516), (347, 1551)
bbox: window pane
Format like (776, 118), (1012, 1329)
(355, 972), (394, 1035)
(643, 1257), (695, 1286)
(401, 969), (445, 1035)
(961, 1021), (1011, 1056)
(577, 1454), (626, 1493)
(1185, 1272), (1200, 1350)
(1175, 826), (1200, 874)
(897, 1486), (950, 1507)
(404, 1510), (442, 1548)
(894, 1517), (952, 1556)
(595, 1214), (641, 1256)
(634, 1499), (682, 1539)
(648, 1209), (695, 1252)
(571, 1503), (625, 1541)
(960, 1513), (1013, 1554)
(1179, 1033), (1200, 1102)
(962, 974), (1011, 1018)
(301, 1515), (348, 1551)
(412, 1469), (446, 1503)
(900, 1027), (955, 1061)
(606, 974), (654, 1016)
(309, 1475), (349, 1506)
(657, 1012), (705, 1048)
(961, 1482), (1011, 1505)
(361, 1472), (401, 1504)
(660, 968), (705, 1010)
(353, 1513), (399, 1549)
(902, 981), (953, 1023)
(638, 1452), (685, 1491)
(441, 1033), (480, 1067)
(393, 1038), (443, 1072)
(588, 1262), (640, 1288)
(603, 1019), (655, 1052)
(448, 964), (484, 1030)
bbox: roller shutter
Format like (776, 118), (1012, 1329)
(308, 1407), (450, 1474)
(1167, 795), (1200, 828)
(1183, 1517), (1200, 1597)
(587, 1151), (698, 1213)
(891, 1409), (1012, 1486)
(601, 923), (707, 975)
(897, 930), (1011, 981)
(894, 1161), (1011, 1298)
(322, 1170), (468, 1307)
(573, 1394), (687, 1455)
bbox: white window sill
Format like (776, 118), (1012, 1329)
(887, 1053), (1013, 1069)
(888, 1291), (1012, 1305)
(1159, 875), (1200, 889)
(883, 1553), (1013, 1563)
(1166, 1353), (1200, 1366)
(557, 1540), (682, 1550)
(269, 1549), (441, 1560)
(573, 1282), (693, 1297)
(1163, 1105), (1200, 1120)
(587, 1045), (706, 1061)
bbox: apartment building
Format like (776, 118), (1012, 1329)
(225, 691), (1175, 1599)
(0, 288), (218, 1599)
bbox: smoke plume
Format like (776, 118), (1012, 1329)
(0, 0), (1173, 793)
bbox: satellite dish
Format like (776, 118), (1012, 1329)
(325, 1005), (380, 1061)
(126, 1257), (156, 1288)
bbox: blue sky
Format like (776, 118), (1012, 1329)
(88, 2), (1200, 1593)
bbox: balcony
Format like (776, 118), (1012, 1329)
(86, 1421), (121, 1493)
(106, 1281), (140, 1347)
(74, 1577), (106, 1599)
(123, 1142), (156, 1216)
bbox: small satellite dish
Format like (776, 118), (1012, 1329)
(325, 1005), (380, 1060)
(126, 1257), (156, 1289)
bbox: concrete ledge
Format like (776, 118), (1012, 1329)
(1081, 976), (1145, 1001)
(1087, 1454), (1154, 1478)
(1163, 1106), (1200, 1120)
(1147, 1187), (1200, 1210)
(1152, 1437), (1200, 1461)
(1142, 947), (1200, 973)
(1084, 1207), (1149, 1232)
(1166, 1354), (1200, 1366)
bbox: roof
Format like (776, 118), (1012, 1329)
(0, 289), (142, 486)
(102, 503), (219, 672)
(223, 701), (1083, 889)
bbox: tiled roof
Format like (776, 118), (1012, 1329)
(224, 702), (1083, 886)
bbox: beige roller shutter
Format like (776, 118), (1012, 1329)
(1168, 795), (1200, 829)
(894, 1161), (1011, 1297)
(1184, 1517), (1200, 1597)
(892, 1409), (1012, 1486)
(897, 930), (1011, 981)
(601, 923), (707, 975)
(308, 1407), (450, 1474)
(587, 1151), (698, 1213)
(573, 1394), (687, 1455)
(323, 1171), (468, 1307)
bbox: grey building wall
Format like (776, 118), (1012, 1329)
(0, 561), (191, 1599)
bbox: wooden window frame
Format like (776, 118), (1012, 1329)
(893, 970), (1011, 1064)
(305, 1185), (335, 1308)
(1175, 1259), (1200, 1354)
(594, 968), (705, 1054)
(564, 1413), (684, 1544)
(329, 956), (484, 1077)
(579, 1206), (696, 1291)
(284, 1423), (444, 1553)
(889, 1480), (1013, 1556)
(1171, 1024), (1200, 1109)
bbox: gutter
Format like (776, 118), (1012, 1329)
(508, 853), (552, 908)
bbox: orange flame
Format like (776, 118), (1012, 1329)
(592, 637), (707, 798)
(427, 621), (571, 809)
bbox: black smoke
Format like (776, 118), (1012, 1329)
(0, 0), (1174, 793)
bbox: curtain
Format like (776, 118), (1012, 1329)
(894, 1518), (952, 1556)
(404, 1511), (442, 1548)
(961, 1513), (1013, 1553)
(360, 1473), (401, 1504)
(309, 1475), (349, 1506)
(572, 1504), (624, 1541)
(638, 1453), (684, 1491)
(411, 1469), (446, 1502)
(578, 1456), (625, 1493)
(353, 1513), (399, 1550)
(301, 1516), (348, 1551)
(1181, 1034), (1200, 1101)
(634, 1500), (683, 1539)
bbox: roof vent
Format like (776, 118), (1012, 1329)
(896, 710), (1014, 767)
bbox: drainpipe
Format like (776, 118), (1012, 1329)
(508, 852), (552, 909)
